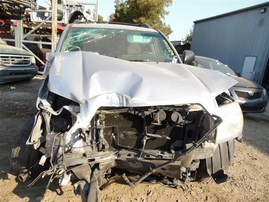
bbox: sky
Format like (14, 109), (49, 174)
(37, 0), (268, 40)
(96, 0), (268, 40)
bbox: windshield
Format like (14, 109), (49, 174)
(60, 27), (176, 63)
(195, 57), (236, 76)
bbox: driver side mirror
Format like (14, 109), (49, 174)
(182, 50), (195, 65)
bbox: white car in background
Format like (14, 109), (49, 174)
(0, 38), (38, 84)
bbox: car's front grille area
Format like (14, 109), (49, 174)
(241, 105), (265, 113)
(235, 90), (262, 100)
(0, 54), (32, 66)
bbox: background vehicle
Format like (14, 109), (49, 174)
(0, 0), (95, 22)
(0, 37), (38, 84)
(194, 56), (268, 113)
(28, 0), (96, 23)
(0, 0), (36, 20)
(10, 23), (243, 201)
(170, 40), (191, 55)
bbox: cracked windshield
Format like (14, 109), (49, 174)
(60, 27), (175, 62)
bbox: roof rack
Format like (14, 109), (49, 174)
(105, 21), (152, 28)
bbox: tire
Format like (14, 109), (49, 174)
(10, 115), (42, 180)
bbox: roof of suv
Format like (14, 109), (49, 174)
(68, 22), (159, 33)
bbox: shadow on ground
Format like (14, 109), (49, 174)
(243, 103), (269, 154)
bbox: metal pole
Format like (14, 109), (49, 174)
(51, 0), (57, 51)
(23, 15), (52, 39)
(22, 44), (45, 66)
(95, 0), (99, 22)
(14, 20), (23, 48)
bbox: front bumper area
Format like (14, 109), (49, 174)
(230, 86), (268, 113)
(240, 100), (268, 113)
(0, 64), (38, 84)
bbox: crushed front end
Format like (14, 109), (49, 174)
(15, 52), (241, 201)
(29, 90), (221, 198)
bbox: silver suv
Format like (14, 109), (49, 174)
(11, 23), (243, 201)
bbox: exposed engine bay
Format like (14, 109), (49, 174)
(24, 90), (222, 199)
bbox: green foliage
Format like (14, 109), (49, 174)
(98, 15), (104, 22)
(185, 27), (193, 43)
(112, 0), (173, 36)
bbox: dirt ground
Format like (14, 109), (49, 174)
(0, 77), (269, 202)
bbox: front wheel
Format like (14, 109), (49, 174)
(206, 139), (235, 183)
(10, 114), (42, 181)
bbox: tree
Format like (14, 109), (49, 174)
(184, 27), (193, 43)
(112, 0), (173, 36)
(98, 14), (103, 22)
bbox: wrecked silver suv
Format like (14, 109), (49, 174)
(11, 23), (243, 201)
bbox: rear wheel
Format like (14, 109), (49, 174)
(10, 115), (42, 181)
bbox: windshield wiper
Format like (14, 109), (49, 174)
(128, 59), (150, 62)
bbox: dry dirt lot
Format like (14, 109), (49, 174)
(0, 77), (269, 202)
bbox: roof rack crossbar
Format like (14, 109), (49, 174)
(106, 21), (151, 28)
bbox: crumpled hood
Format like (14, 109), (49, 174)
(47, 52), (237, 127)
(232, 75), (262, 89)
(0, 44), (33, 56)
